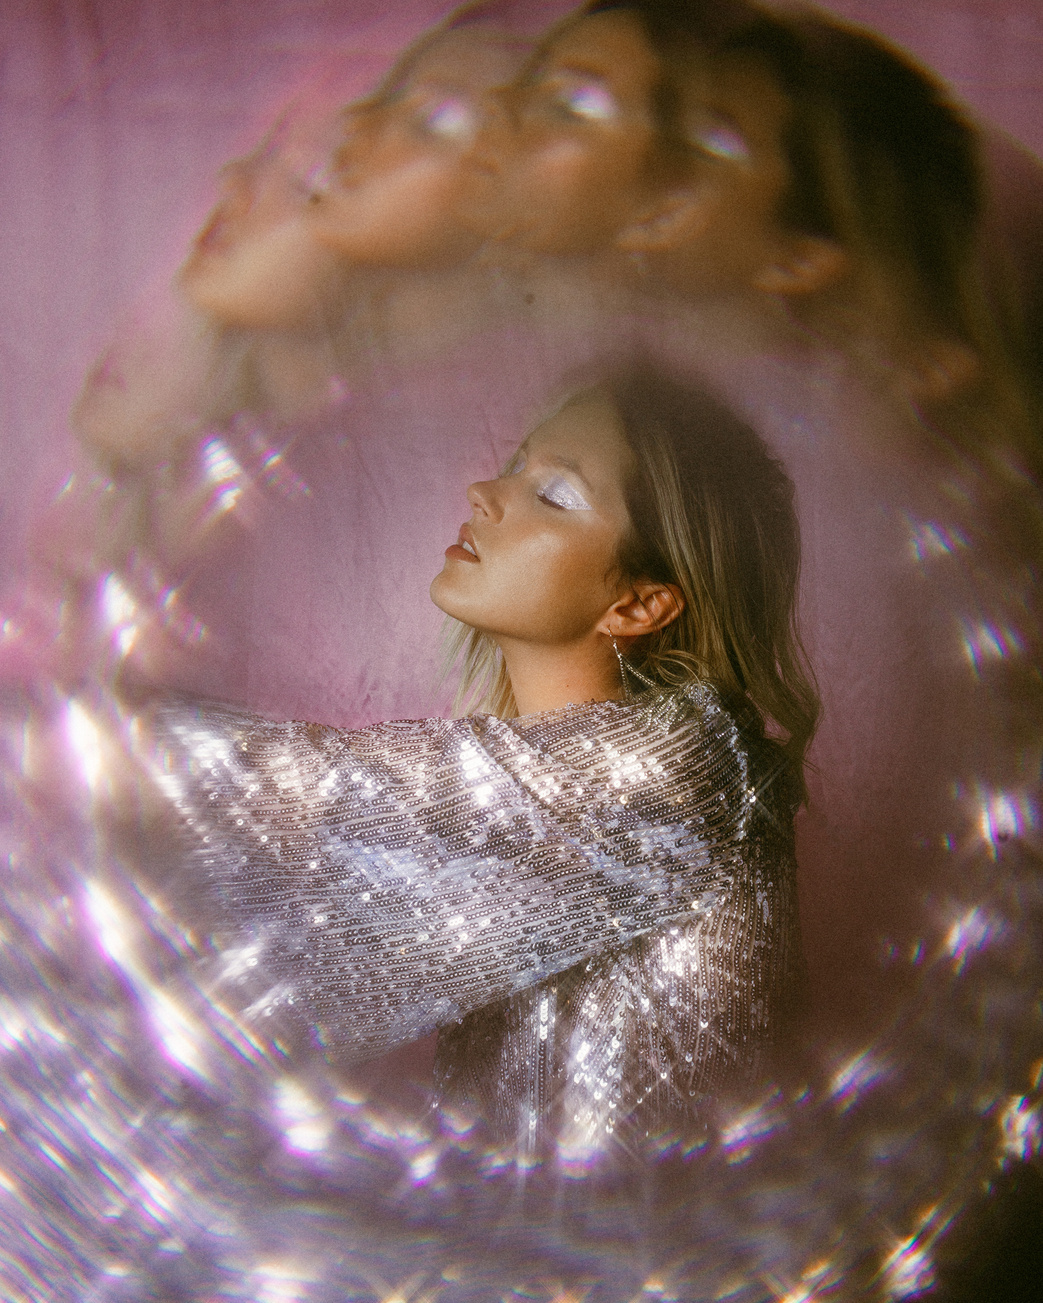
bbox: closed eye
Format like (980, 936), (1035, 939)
(537, 474), (592, 511)
(553, 79), (617, 123)
(686, 117), (750, 163)
(529, 73), (619, 125)
(417, 95), (477, 143)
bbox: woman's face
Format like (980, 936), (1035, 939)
(466, 11), (798, 292)
(430, 392), (635, 648)
(306, 28), (531, 269)
(463, 11), (665, 256)
(665, 54), (798, 293)
(180, 113), (347, 330)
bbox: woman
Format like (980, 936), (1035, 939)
(120, 362), (817, 1159)
(453, 0), (1042, 1030)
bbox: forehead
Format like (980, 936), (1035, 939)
(389, 27), (531, 94)
(536, 10), (660, 89)
(526, 392), (632, 484)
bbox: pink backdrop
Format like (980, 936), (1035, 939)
(2, 0), (1041, 579)
(1, 0), (1041, 1031)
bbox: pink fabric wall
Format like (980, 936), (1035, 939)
(1, 0), (1040, 1035)
(1, 0), (1040, 581)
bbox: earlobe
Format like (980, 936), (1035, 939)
(751, 234), (849, 296)
(900, 335), (982, 404)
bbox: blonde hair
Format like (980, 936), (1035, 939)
(444, 364), (820, 797)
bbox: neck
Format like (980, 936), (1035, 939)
(248, 330), (345, 420)
(498, 637), (624, 716)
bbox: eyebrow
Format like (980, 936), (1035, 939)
(548, 454), (591, 485)
(519, 441), (595, 492)
(533, 60), (614, 86)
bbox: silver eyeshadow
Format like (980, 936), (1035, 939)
(503, 452), (592, 511)
(687, 114), (751, 163)
(419, 94), (478, 143)
(554, 77), (618, 123)
(538, 474), (592, 511)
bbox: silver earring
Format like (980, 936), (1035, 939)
(611, 636), (633, 703)
(612, 635), (658, 704)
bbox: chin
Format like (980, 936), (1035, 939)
(428, 571), (453, 615)
(429, 574), (478, 629)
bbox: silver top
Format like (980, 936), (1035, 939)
(143, 682), (801, 1157)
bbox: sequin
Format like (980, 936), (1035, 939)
(138, 681), (801, 1157)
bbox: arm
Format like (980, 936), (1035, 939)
(133, 687), (754, 1061)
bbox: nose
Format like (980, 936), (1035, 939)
(467, 478), (503, 521)
(462, 87), (517, 173)
(213, 157), (257, 215)
(330, 101), (377, 174)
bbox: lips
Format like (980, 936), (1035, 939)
(445, 523), (480, 564)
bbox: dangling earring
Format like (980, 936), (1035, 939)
(612, 635), (658, 704)
(611, 635), (633, 703)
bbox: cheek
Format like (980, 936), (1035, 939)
(503, 532), (617, 624)
(517, 138), (615, 203)
(316, 158), (471, 260)
(509, 137), (648, 249)
(186, 225), (330, 326)
(674, 174), (788, 282)
(430, 535), (603, 636)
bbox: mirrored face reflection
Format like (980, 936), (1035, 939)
(670, 55), (798, 293)
(464, 10), (799, 294)
(306, 28), (533, 269)
(463, 10), (665, 256)
(180, 109), (347, 330)
(429, 392), (635, 649)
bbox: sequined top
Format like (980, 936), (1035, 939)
(144, 682), (801, 1157)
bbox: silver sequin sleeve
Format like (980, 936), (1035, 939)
(139, 686), (757, 1063)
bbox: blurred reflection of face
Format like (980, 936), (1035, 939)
(180, 114), (346, 330)
(429, 393), (634, 648)
(669, 55), (796, 292)
(72, 298), (214, 458)
(468, 11), (797, 293)
(465, 11), (664, 255)
(307, 28), (529, 269)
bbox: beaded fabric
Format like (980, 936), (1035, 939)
(140, 682), (801, 1156)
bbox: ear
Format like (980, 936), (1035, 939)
(899, 335), (982, 404)
(597, 580), (686, 641)
(751, 233), (849, 296)
(613, 189), (705, 255)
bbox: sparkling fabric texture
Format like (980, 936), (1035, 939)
(142, 683), (800, 1153)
